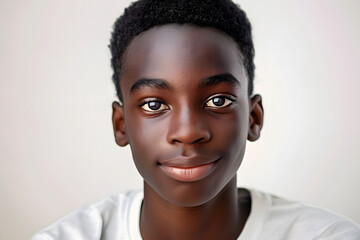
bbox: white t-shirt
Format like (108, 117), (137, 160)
(32, 189), (360, 240)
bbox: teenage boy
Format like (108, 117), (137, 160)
(32, 0), (360, 239)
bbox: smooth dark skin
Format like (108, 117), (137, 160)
(112, 24), (263, 240)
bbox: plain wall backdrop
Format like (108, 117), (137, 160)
(1, 0), (360, 239)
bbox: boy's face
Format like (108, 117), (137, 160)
(113, 24), (262, 206)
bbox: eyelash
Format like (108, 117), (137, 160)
(140, 100), (169, 112)
(204, 95), (235, 108)
(140, 95), (235, 113)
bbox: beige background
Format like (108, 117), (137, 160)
(1, 0), (360, 239)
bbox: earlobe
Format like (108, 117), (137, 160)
(112, 101), (129, 147)
(248, 94), (264, 142)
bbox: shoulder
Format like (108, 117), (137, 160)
(248, 189), (360, 240)
(31, 190), (143, 240)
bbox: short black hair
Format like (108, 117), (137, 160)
(110, 0), (255, 102)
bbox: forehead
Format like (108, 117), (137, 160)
(121, 24), (247, 91)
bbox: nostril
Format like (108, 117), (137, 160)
(171, 137), (203, 144)
(172, 139), (181, 144)
(172, 137), (207, 145)
(167, 118), (211, 144)
(192, 137), (205, 144)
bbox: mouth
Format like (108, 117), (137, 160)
(159, 157), (220, 182)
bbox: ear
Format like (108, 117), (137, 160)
(248, 94), (264, 142)
(112, 101), (129, 146)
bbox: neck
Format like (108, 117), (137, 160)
(140, 176), (251, 240)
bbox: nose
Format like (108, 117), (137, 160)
(167, 107), (211, 145)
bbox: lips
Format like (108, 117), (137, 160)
(159, 157), (220, 182)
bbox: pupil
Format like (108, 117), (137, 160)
(148, 101), (161, 110)
(213, 97), (225, 106)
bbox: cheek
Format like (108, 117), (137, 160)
(211, 104), (249, 173)
(127, 117), (162, 147)
(214, 108), (248, 149)
(124, 114), (166, 176)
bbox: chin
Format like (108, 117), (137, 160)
(153, 175), (234, 207)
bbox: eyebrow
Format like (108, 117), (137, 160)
(130, 78), (172, 93)
(130, 73), (240, 93)
(200, 73), (240, 88)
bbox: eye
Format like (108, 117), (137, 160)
(141, 100), (169, 112)
(205, 96), (234, 108)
